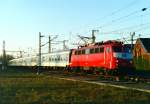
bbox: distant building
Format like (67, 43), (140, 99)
(133, 38), (150, 70)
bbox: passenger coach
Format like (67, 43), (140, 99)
(9, 50), (70, 70)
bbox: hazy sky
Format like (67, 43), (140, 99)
(0, 0), (150, 55)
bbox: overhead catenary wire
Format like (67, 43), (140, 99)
(106, 11), (150, 29)
(71, 3), (150, 46)
(97, 7), (150, 29)
(101, 22), (150, 34)
(94, 7), (150, 43)
(115, 30), (150, 43)
(101, 0), (140, 18)
(91, 0), (141, 25)
(133, 25), (150, 32)
(70, 0), (140, 36)
(72, 1), (150, 46)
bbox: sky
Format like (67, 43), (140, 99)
(0, 0), (150, 56)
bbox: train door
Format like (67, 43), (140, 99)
(85, 48), (90, 67)
(104, 46), (112, 69)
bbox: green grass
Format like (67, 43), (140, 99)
(0, 68), (150, 104)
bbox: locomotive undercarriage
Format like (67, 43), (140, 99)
(68, 66), (132, 80)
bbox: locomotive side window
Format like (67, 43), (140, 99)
(78, 50), (81, 55)
(90, 48), (95, 54)
(100, 47), (104, 53)
(95, 48), (100, 53)
(82, 50), (85, 54)
(75, 51), (77, 55)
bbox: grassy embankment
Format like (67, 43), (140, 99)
(0, 68), (150, 104)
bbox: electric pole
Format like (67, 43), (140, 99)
(63, 40), (68, 50)
(131, 32), (135, 50)
(2, 41), (6, 70)
(38, 32), (43, 74)
(37, 33), (57, 74)
(48, 35), (58, 53)
(49, 36), (51, 53)
(139, 34), (141, 38)
(92, 30), (99, 43)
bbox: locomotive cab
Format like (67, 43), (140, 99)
(112, 45), (133, 73)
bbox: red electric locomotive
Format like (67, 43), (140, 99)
(69, 40), (133, 75)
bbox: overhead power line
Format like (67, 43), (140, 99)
(98, 7), (149, 29)
(97, 0), (140, 21)
(101, 22), (150, 34)
(133, 25), (150, 32)
(70, 0), (140, 35)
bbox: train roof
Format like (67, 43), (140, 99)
(9, 50), (70, 62)
(42, 50), (70, 55)
(77, 40), (123, 49)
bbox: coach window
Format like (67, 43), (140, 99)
(55, 58), (58, 61)
(95, 48), (100, 53)
(57, 56), (59, 61)
(46, 57), (49, 61)
(65, 57), (67, 61)
(63, 57), (66, 61)
(42, 57), (45, 61)
(90, 48), (95, 54)
(32, 58), (35, 62)
(100, 47), (104, 53)
(57, 57), (59, 61)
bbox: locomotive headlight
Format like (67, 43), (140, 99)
(116, 60), (119, 63)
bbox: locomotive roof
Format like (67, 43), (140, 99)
(77, 40), (123, 49)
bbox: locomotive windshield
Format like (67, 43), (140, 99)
(113, 46), (131, 53)
(112, 46), (122, 52)
(123, 47), (131, 53)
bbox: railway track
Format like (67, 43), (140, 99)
(43, 70), (150, 93)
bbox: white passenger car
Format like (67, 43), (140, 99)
(42, 51), (69, 67)
(9, 50), (70, 69)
